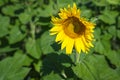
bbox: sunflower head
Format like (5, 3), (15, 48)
(50, 3), (95, 54)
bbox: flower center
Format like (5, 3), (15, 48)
(63, 17), (85, 38)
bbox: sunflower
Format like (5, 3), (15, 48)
(50, 3), (95, 54)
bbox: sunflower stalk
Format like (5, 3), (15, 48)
(75, 52), (80, 63)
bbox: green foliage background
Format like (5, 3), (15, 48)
(0, 0), (120, 80)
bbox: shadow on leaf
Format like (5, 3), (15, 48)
(41, 53), (81, 79)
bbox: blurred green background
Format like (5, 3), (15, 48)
(0, 0), (120, 80)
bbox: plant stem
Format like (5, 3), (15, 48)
(30, 21), (35, 39)
(75, 52), (80, 63)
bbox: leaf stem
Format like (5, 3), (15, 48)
(30, 21), (35, 39)
(61, 71), (67, 78)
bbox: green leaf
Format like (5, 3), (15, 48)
(40, 31), (55, 54)
(108, 26), (117, 37)
(19, 12), (31, 24)
(76, 0), (91, 4)
(0, 0), (8, 6)
(101, 32), (112, 40)
(72, 55), (98, 80)
(92, 0), (107, 6)
(107, 0), (120, 5)
(117, 16), (120, 28)
(72, 54), (120, 80)
(94, 28), (101, 39)
(15, 50), (33, 66)
(99, 10), (119, 24)
(57, 0), (73, 8)
(42, 72), (62, 80)
(8, 67), (30, 80)
(94, 39), (111, 54)
(34, 60), (42, 72)
(117, 30), (120, 39)
(10, 0), (19, 3)
(36, 0), (56, 17)
(0, 46), (17, 53)
(81, 9), (92, 18)
(86, 55), (120, 80)
(94, 40), (105, 54)
(0, 15), (10, 37)
(106, 50), (120, 67)
(25, 38), (42, 59)
(0, 52), (30, 80)
(73, 63), (96, 80)
(7, 26), (26, 44)
(2, 4), (21, 16)
(0, 0), (5, 6)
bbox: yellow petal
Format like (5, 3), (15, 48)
(55, 30), (64, 42)
(75, 38), (81, 53)
(89, 42), (94, 47)
(79, 37), (86, 52)
(72, 3), (77, 15)
(50, 26), (62, 32)
(50, 32), (58, 35)
(66, 38), (74, 54)
(73, 3), (77, 10)
(81, 36), (88, 47)
(61, 35), (69, 50)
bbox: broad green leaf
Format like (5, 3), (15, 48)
(72, 55), (98, 80)
(2, 4), (21, 16)
(108, 26), (117, 37)
(0, 46), (17, 53)
(7, 26), (26, 44)
(0, 0), (4, 6)
(0, 0), (8, 6)
(81, 9), (92, 18)
(40, 31), (55, 54)
(101, 32), (112, 40)
(107, 0), (120, 5)
(0, 52), (30, 80)
(72, 63), (97, 80)
(94, 40), (105, 54)
(106, 50), (120, 67)
(99, 10), (119, 24)
(0, 15), (10, 37)
(34, 60), (42, 72)
(15, 50), (33, 66)
(94, 39), (111, 54)
(58, 53), (73, 68)
(117, 30), (120, 39)
(41, 53), (73, 79)
(10, 0), (19, 3)
(42, 72), (62, 80)
(57, 0), (73, 8)
(25, 38), (42, 59)
(76, 0), (91, 4)
(19, 12), (31, 24)
(92, 0), (107, 6)
(72, 54), (120, 80)
(118, 16), (120, 28)
(36, 0), (56, 17)
(94, 28), (101, 39)
(7, 68), (29, 80)
(86, 55), (120, 80)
